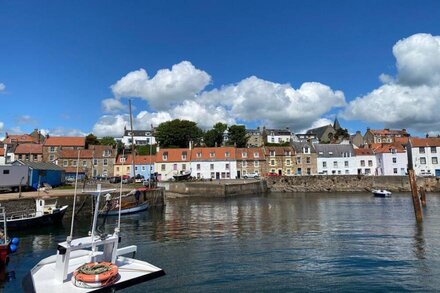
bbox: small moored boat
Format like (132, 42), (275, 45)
(372, 189), (392, 197)
(173, 170), (191, 181)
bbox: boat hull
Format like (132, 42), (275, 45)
(7, 206), (68, 230)
(0, 244), (9, 265)
(372, 190), (392, 197)
(99, 202), (149, 217)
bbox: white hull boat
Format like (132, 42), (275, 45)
(372, 189), (392, 197)
(99, 201), (149, 216)
(23, 185), (164, 292)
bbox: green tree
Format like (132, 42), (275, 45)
(334, 128), (350, 142)
(85, 133), (100, 148)
(136, 144), (157, 155)
(155, 119), (203, 148)
(227, 125), (248, 148)
(99, 136), (116, 146)
(203, 122), (228, 147)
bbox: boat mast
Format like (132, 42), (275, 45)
(129, 99), (136, 179)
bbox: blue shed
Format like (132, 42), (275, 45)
(12, 160), (65, 190)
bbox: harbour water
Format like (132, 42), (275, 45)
(3, 192), (440, 292)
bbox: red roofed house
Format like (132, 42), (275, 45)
(364, 128), (410, 145)
(236, 147), (266, 178)
(190, 147), (237, 179)
(43, 136), (86, 162)
(0, 147), (5, 165)
(263, 146), (296, 176)
(155, 148), (191, 181)
(372, 143), (407, 176)
(2, 133), (37, 144)
(114, 154), (155, 179)
(354, 148), (377, 175)
(410, 137), (440, 177)
(14, 144), (43, 162)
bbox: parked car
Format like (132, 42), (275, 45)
(109, 176), (121, 184)
(134, 174), (145, 183)
(122, 175), (133, 184)
(243, 172), (259, 179)
(266, 172), (280, 177)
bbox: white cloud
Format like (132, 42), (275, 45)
(94, 61), (346, 137)
(0, 122), (4, 132)
(101, 98), (127, 113)
(343, 33), (440, 134)
(16, 115), (37, 125)
(111, 61), (211, 110)
(45, 128), (87, 137)
(0, 83), (5, 92)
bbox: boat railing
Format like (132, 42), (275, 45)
(6, 208), (36, 220)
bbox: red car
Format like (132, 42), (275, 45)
(266, 172), (280, 177)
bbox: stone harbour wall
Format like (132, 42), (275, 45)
(267, 175), (440, 193)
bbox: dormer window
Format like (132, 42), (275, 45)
(391, 148), (396, 154)
(163, 152), (168, 161)
(253, 152), (259, 158)
(196, 152), (202, 158)
(225, 152), (230, 158)
(304, 147), (309, 154)
(329, 151), (333, 155)
(242, 152), (247, 158)
(284, 151), (291, 156)
(182, 151), (187, 160)
(210, 152), (215, 158)
(119, 157), (126, 163)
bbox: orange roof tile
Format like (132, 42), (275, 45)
(235, 147), (265, 160)
(44, 136), (85, 147)
(156, 148), (191, 163)
(115, 154), (156, 165)
(0, 149), (4, 156)
(15, 144), (43, 154)
(191, 147), (236, 161)
(371, 143), (405, 154)
(3, 134), (36, 144)
(411, 137), (440, 147)
(264, 146), (295, 156)
(370, 129), (408, 136)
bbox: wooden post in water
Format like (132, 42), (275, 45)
(419, 186), (427, 207)
(406, 139), (423, 222)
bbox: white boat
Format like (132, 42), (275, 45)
(99, 201), (149, 216)
(372, 189), (392, 197)
(23, 185), (165, 292)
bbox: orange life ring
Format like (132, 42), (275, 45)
(73, 262), (118, 284)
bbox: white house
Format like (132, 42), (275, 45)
(154, 148), (191, 181)
(315, 144), (357, 175)
(121, 129), (156, 147)
(374, 144), (407, 176)
(190, 147), (237, 179)
(354, 148), (378, 175)
(410, 137), (440, 177)
(264, 128), (292, 144)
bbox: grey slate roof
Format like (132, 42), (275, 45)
(265, 129), (291, 135)
(291, 141), (316, 153)
(12, 160), (65, 171)
(306, 125), (333, 138)
(314, 144), (355, 158)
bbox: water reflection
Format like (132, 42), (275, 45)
(413, 223), (426, 260)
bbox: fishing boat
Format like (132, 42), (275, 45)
(6, 198), (67, 230)
(372, 189), (392, 197)
(22, 184), (165, 292)
(173, 170), (191, 181)
(99, 201), (149, 216)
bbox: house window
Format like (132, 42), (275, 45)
(269, 151), (275, 157)
(242, 152), (247, 158)
(94, 159), (98, 165)
(420, 157), (426, 164)
(392, 157), (397, 163)
(368, 160), (373, 167)
(287, 169), (291, 175)
(361, 160), (365, 167)
(210, 164), (214, 170)
(329, 151), (333, 155)
(83, 160), (87, 167)
(116, 167), (119, 171)
(286, 160), (291, 166)
(226, 172), (230, 178)
(296, 157), (301, 164)
(225, 152), (230, 158)
(226, 163), (230, 170)
(419, 147), (425, 154)
(3, 170), (9, 175)
(182, 164), (186, 170)
(142, 166), (146, 171)
(25, 154), (30, 160)
(173, 164), (177, 170)
(182, 152), (187, 160)
(345, 170), (349, 174)
(323, 161), (327, 168)
(197, 152), (202, 158)
(333, 161), (338, 168)
(103, 150), (111, 157)
(254, 161), (259, 167)
(253, 152), (259, 158)
(393, 168), (398, 174)
(433, 157), (438, 164)
(135, 166), (138, 171)
(119, 157), (125, 163)
(49, 155), (55, 161)
(304, 147), (310, 154)
(211, 172), (215, 178)
(270, 160), (275, 166)
(391, 148), (396, 154)
(163, 153), (168, 160)
(307, 168), (311, 175)
(344, 161), (349, 167)
(431, 147), (437, 153)
(284, 151), (291, 156)
(50, 146), (56, 152)
(318, 151), (323, 155)
(161, 164), (165, 171)
(103, 159), (108, 166)
(242, 160), (247, 167)
(72, 160), (77, 167)
(306, 157), (311, 164)
(271, 137), (275, 143)
(210, 152), (215, 158)
(63, 160), (68, 167)
(197, 164), (201, 170)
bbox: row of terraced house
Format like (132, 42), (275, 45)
(2, 130), (440, 180)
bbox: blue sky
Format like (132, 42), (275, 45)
(1, 0), (440, 138)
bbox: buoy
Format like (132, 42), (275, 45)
(11, 238), (19, 245)
(9, 244), (17, 253)
(72, 262), (119, 288)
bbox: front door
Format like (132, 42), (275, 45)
(237, 171), (241, 178)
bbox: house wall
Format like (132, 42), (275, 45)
(376, 152), (407, 175)
(412, 146), (440, 176)
(317, 157), (357, 175)
(155, 162), (189, 181)
(191, 161), (237, 179)
(266, 154), (296, 176)
(355, 155), (378, 175)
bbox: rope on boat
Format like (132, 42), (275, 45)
(72, 262), (119, 289)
